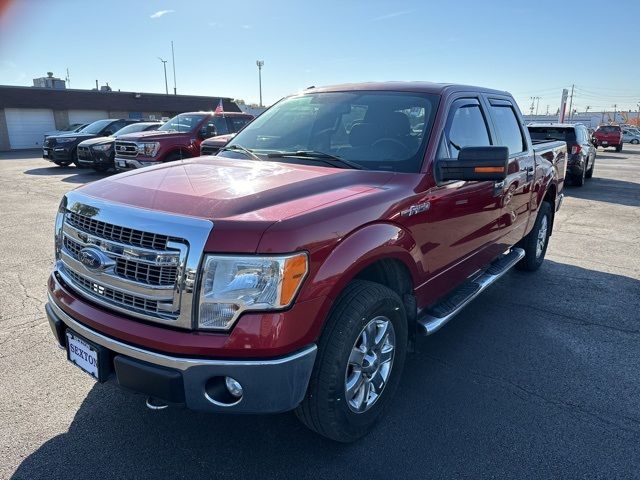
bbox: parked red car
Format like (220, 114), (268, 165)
(114, 111), (253, 170)
(47, 82), (565, 442)
(592, 124), (623, 151)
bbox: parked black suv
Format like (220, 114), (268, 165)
(43, 119), (139, 167)
(528, 123), (596, 186)
(76, 121), (162, 172)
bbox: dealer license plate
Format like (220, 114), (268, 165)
(66, 331), (100, 380)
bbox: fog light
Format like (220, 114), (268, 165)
(225, 377), (243, 398)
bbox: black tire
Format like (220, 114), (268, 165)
(516, 201), (552, 272)
(164, 152), (184, 163)
(295, 280), (408, 442)
(586, 156), (594, 179)
(92, 163), (111, 172)
(53, 158), (73, 167)
(615, 143), (622, 152)
(631, 139), (639, 145)
(573, 165), (585, 186)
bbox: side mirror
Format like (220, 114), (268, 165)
(199, 126), (217, 139)
(436, 146), (509, 183)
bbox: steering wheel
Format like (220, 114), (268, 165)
(372, 138), (410, 155)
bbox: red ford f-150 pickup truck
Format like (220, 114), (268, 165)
(47, 82), (566, 442)
(114, 111), (254, 170)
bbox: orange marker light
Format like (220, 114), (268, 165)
(474, 166), (505, 173)
(281, 254), (308, 305)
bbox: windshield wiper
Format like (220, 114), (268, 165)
(266, 150), (364, 170)
(218, 144), (262, 161)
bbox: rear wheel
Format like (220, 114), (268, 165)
(586, 156), (595, 179)
(516, 201), (552, 272)
(295, 280), (407, 442)
(573, 164), (585, 186)
(631, 139), (639, 145)
(615, 143), (623, 152)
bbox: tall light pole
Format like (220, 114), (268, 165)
(171, 41), (177, 95)
(158, 57), (168, 95)
(256, 60), (264, 107)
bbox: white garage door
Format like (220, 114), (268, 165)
(68, 110), (109, 125)
(5, 108), (56, 149)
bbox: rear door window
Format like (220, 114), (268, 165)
(489, 102), (526, 155)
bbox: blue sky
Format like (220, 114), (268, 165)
(1, 0), (640, 114)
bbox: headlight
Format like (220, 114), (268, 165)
(137, 142), (160, 157)
(54, 196), (67, 260)
(57, 137), (77, 144)
(92, 143), (112, 152)
(198, 253), (308, 330)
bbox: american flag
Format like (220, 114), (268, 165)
(214, 99), (224, 113)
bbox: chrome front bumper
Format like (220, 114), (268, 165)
(46, 296), (317, 413)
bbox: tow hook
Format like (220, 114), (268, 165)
(145, 396), (169, 410)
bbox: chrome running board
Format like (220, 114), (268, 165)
(417, 248), (525, 335)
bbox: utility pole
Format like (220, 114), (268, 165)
(613, 104), (617, 123)
(535, 97), (540, 116)
(256, 60), (264, 107)
(567, 84), (574, 122)
(171, 41), (177, 95)
(158, 57), (168, 94)
(529, 96), (535, 115)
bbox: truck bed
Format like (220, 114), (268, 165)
(533, 140), (567, 193)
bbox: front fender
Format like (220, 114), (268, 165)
(301, 222), (424, 303)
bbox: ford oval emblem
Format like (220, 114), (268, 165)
(79, 247), (114, 271)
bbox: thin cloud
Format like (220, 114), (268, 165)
(150, 10), (174, 19)
(370, 10), (413, 22)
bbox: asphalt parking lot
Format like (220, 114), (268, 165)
(1, 148), (639, 479)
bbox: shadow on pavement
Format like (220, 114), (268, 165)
(12, 262), (640, 479)
(564, 176), (640, 207)
(23, 166), (110, 184)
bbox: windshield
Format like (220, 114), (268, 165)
(226, 91), (439, 172)
(80, 119), (113, 134)
(113, 123), (157, 136)
(158, 113), (207, 133)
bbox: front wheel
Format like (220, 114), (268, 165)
(516, 201), (552, 272)
(295, 280), (407, 442)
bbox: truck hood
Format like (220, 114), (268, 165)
(117, 130), (193, 142)
(78, 157), (392, 222)
(78, 136), (113, 147)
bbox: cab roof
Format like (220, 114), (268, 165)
(305, 81), (511, 97)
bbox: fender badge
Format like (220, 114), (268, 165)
(401, 202), (430, 217)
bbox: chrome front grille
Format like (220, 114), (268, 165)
(63, 268), (162, 315)
(56, 191), (214, 329)
(67, 211), (169, 250)
(76, 146), (92, 160)
(64, 236), (178, 286)
(115, 141), (138, 157)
